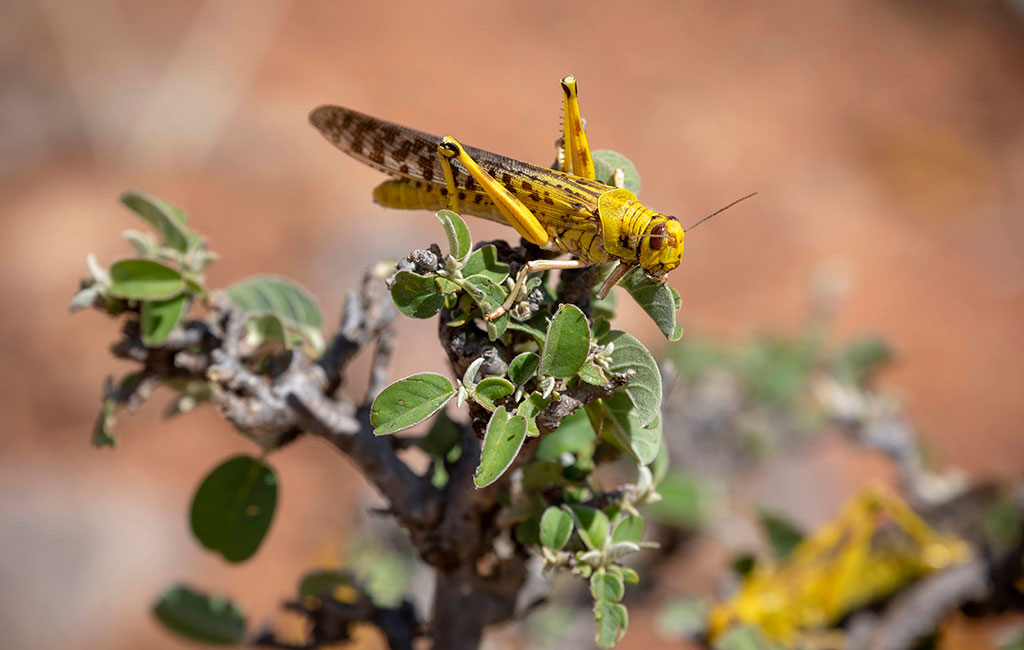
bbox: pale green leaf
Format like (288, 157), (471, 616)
(474, 407), (527, 487)
(109, 259), (183, 300)
(370, 373), (456, 435)
(140, 294), (189, 346)
(539, 506), (574, 550)
(599, 330), (662, 427)
(153, 584), (246, 644)
(619, 267), (682, 341)
(436, 210), (472, 261)
(538, 304), (590, 378)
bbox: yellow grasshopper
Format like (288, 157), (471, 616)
(310, 75), (751, 320)
(708, 486), (970, 646)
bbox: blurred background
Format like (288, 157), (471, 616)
(2, 1), (1023, 648)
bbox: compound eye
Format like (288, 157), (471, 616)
(649, 222), (668, 250)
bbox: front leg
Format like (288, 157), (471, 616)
(485, 259), (590, 322)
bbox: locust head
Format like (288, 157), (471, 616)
(638, 216), (685, 280)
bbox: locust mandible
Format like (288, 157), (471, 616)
(310, 75), (753, 321)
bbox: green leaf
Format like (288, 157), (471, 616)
(577, 361), (607, 385)
(436, 210), (472, 261)
(347, 542), (413, 608)
(619, 267), (682, 341)
(153, 584), (246, 644)
(461, 244), (510, 284)
(757, 507), (805, 561)
(121, 190), (194, 253)
(190, 455), (277, 563)
(387, 270), (444, 319)
(225, 275), (324, 352)
(506, 313), (549, 345)
(592, 149), (641, 195)
(536, 410), (596, 461)
(611, 515), (645, 545)
(515, 392), (550, 437)
(370, 373), (456, 435)
(92, 398), (117, 448)
(538, 304), (590, 378)
(474, 407), (528, 487)
(599, 330), (662, 427)
(522, 461), (573, 491)
(590, 571), (625, 602)
(650, 440), (670, 486)
(297, 569), (356, 600)
(591, 317), (611, 340)
(474, 376), (515, 410)
(140, 294), (189, 346)
(833, 335), (893, 386)
(515, 516), (541, 546)
(508, 352), (540, 385)
(69, 285), (102, 312)
(593, 599), (629, 648)
(618, 566), (640, 584)
(108, 259), (184, 300)
(418, 410), (460, 457)
(242, 313), (290, 349)
(539, 506), (574, 550)
(462, 275), (510, 339)
(587, 392), (662, 465)
(569, 505), (609, 550)
(644, 471), (710, 530)
(435, 276), (461, 295)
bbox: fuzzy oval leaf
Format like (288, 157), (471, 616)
(593, 150), (642, 195)
(536, 410), (596, 461)
(593, 599), (629, 648)
(461, 244), (510, 284)
(619, 267), (682, 341)
(586, 392), (662, 465)
(508, 352), (541, 385)
(516, 392), (551, 437)
(226, 275), (324, 351)
(569, 505), (610, 551)
(242, 313), (290, 349)
(370, 373), (456, 435)
(121, 190), (193, 252)
(474, 407), (527, 487)
(153, 584), (246, 644)
(591, 571), (625, 602)
(540, 506), (574, 550)
(109, 259), (184, 300)
(577, 361), (607, 385)
(474, 376), (515, 410)
(538, 304), (590, 378)
(389, 270), (445, 318)
(190, 455), (277, 563)
(140, 294), (189, 346)
(599, 330), (662, 427)
(612, 514), (646, 545)
(462, 275), (510, 340)
(436, 210), (472, 261)
(417, 410), (460, 457)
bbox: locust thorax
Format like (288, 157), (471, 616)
(637, 216), (685, 278)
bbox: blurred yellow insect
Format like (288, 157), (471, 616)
(708, 486), (971, 646)
(310, 75), (752, 320)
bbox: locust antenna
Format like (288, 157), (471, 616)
(685, 192), (758, 232)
